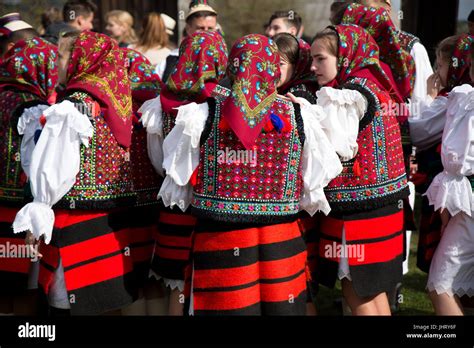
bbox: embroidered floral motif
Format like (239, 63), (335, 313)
(192, 97), (303, 221)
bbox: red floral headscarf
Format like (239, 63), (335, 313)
(325, 24), (400, 103)
(222, 34), (280, 150)
(65, 31), (133, 147)
(0, 37), (58, 103)
(342, 3), (415, 100)
(122, 48), (162, 108)
(439, 34), (474, 95)
(278, 37), (318, 94)
(160, 30), (228, 114)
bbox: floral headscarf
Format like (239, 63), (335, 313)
(222, 34), (280, 150)
(160, 30), (228, 114)
(326, 24), (400, 103)
(65, 31), (133, 147)
(439, 34), (474, 95)
(123, 48), (162, 108)
(342, 3), (415, 100)
(0, 37), (58, 103)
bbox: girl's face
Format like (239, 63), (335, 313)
(310, 39), (338, 86)
(277, 58), (295, 88)
(57, 37), (72, 85)
(435, 53), (449, 88)
(105, 19), (126, 40)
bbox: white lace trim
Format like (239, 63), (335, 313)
(149, 270), (184, 292)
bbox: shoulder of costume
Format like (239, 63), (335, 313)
(339, 77), (379, 130)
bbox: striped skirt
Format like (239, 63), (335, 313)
(317, 204), (404, 298)
(126, 205), (158, 288)
(0, 206), (31, 295)
(151, 207), (196, 288)
(189, 220), (307, 316)
(38, 208), (139, 315)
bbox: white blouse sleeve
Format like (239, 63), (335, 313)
(12, 101), (93, 244)
(409, 95), (447, 151)
(17, 104), (50, 178)
(316, 87), (368, 162)
(158, 102), (209, 211)
(425, 85), (474, 217)
(139, 97), (164, 177)
(410, 42), (434, 102)
(298, 101), (343, 216)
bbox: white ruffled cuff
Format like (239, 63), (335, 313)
(158, 176), (193, 212)
(424, 171), (474, 217)
(300, 188), (331, 216)
(139, 97), (163, 135)
(12, 202), (55, 244)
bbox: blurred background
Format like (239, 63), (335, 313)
(0, 0), (472, 63)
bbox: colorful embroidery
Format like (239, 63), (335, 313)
(325, 78), (408, 211)
(192, 97), (303, 222)
(0, 91), (39, 205)
(57, 91), (136, 209)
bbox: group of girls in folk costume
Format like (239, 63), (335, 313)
(0, 37), (57, 315)
(3, 5), (470, 318)
(157, 33), (342, 315)
(409, 33), (474, 315)
(139, 31), (229, 315)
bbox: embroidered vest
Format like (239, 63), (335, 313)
(324, 78), (409, 213)
(130, 125), (163, 206)
(54, 91), (136, 209)
(398, 31), (420, 53)
(0, 90), (47, 207)
(191, 96), (305, 224)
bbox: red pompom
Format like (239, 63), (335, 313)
(39, 115), (47, 127)
(190, 168), (199, 187)
(263, 118), (274, 133)
(353, 160), (361, 177)
(281, 117), (292, 133)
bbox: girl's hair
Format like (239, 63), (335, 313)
(312, 28), (339, 57)
(436, 35), (460, 65)
(273, 33), (300, 65)
(330, 2), (350, 25)
(41, 7), (63, 29)
(105, 10), (138, 45)
(135, 12), (169, 51)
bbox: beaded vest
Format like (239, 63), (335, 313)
(0, 90), (47, 206)
(324, 77), (409, 213)
(191, 96), (305, 224)
(54, 91), (136, 209)
(398, 31), (420, 53)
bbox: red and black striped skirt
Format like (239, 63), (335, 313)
(316, 204), (404, 298)
(126, 205), (159, 287)
(38, 208), (139, 315)
(0, 206), (32, 295)
(151, 207), (196, 285)
(189, 220), (307, 316)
